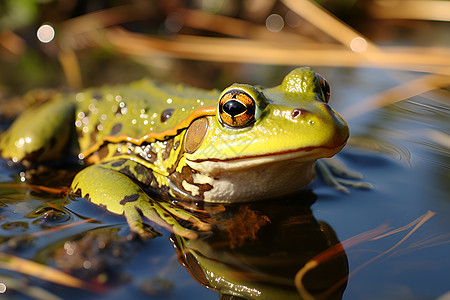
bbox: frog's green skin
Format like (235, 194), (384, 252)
(0, 68), (350, 239)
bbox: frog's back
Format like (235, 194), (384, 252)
(71, 79), (220, 151)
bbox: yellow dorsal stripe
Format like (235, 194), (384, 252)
(81, 106), (217, 158)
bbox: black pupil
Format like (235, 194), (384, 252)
(223, 99), (246, 116)
(321, 81), (329, 94)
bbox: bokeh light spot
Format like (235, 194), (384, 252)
(165, 13), (184, 33)
(350, 36), (368, 53)
(266, 14), (284, 33)
(37, 24), (55, 43)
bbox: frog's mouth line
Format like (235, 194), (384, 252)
(185, 143), (346, 172)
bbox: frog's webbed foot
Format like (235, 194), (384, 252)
(71, 164), (211, 240)
(316, 158), (372, 193)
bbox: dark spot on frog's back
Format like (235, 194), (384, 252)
(111, 160), (126, 167)
(133, 164), (155, 186)
(119, 193), (140, 205)
(161, 108), (175, 123)
(110, 123), (122, 135)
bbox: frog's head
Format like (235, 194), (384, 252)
(179, 67), (349, 202)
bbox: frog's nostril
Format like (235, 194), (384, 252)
(291, 108), (307, 119)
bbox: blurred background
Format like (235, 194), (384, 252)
(0, 0), (448, 92)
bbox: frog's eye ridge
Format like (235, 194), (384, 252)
(316, 73), (330, 103)
(219, 89), (256, 128)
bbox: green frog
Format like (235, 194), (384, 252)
(0, 68), (361, 239)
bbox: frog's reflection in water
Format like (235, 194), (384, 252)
(171, 191), (348, 300)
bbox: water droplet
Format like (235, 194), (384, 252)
(76, 93), (85, 102)
(20, 171), (26, 182)
(83, 260), (92, 269)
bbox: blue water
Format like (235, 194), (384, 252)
(0, 67), (448, 299)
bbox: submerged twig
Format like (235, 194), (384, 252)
(0, 275), (62, 300)
(0, 253), (88, 289)
(2, 183), (69, 196)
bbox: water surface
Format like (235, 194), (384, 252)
(0, 67), (448, 299)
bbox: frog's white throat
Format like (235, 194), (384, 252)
(183, 147), (341, 203)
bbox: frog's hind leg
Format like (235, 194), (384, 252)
(0, 99), (77, 163)
(71, 163), (209, 239)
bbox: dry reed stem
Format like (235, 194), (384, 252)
(180, 8), (312, 42)
(281, 0), (380, 52)
(0, 253), (87, 289)
(58, 48), (83, 89)
(370, 0), (450, 21)
(342, 74), (450, 119)
(102, 28), (450, 75)
(0, 31), (26, 56)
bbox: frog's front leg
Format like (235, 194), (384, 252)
(316, 157), (373, 193)
(71, 161), (211, 239)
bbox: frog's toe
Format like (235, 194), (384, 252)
(121, 206), (162, 239)
(331, 181), (350, 194)
(132, 201), (203, 240)
(321, 157), (364, 179)
(316, 159), (372, 193)
(158, 202), (212, 232)
(335, 178), (373, 190)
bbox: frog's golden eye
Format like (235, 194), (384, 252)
(316, 73), (330, 103)
(218, 90), (256, 128)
